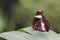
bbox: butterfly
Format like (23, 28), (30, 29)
(32, 10), (50, 32)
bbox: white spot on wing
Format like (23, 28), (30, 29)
(35, 15), (42, 18)
(41, 22), (46, 31)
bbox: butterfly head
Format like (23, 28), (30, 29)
(35, 10), (43, 15)
(35, 10), (43, 19)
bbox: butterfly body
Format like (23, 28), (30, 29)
(32, 10), (50, 32)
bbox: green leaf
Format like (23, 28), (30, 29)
(18, 29), (32, 35)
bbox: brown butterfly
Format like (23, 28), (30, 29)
(32, 10), (50, 32)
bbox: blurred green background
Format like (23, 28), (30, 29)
(0, 0), (60, 33)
